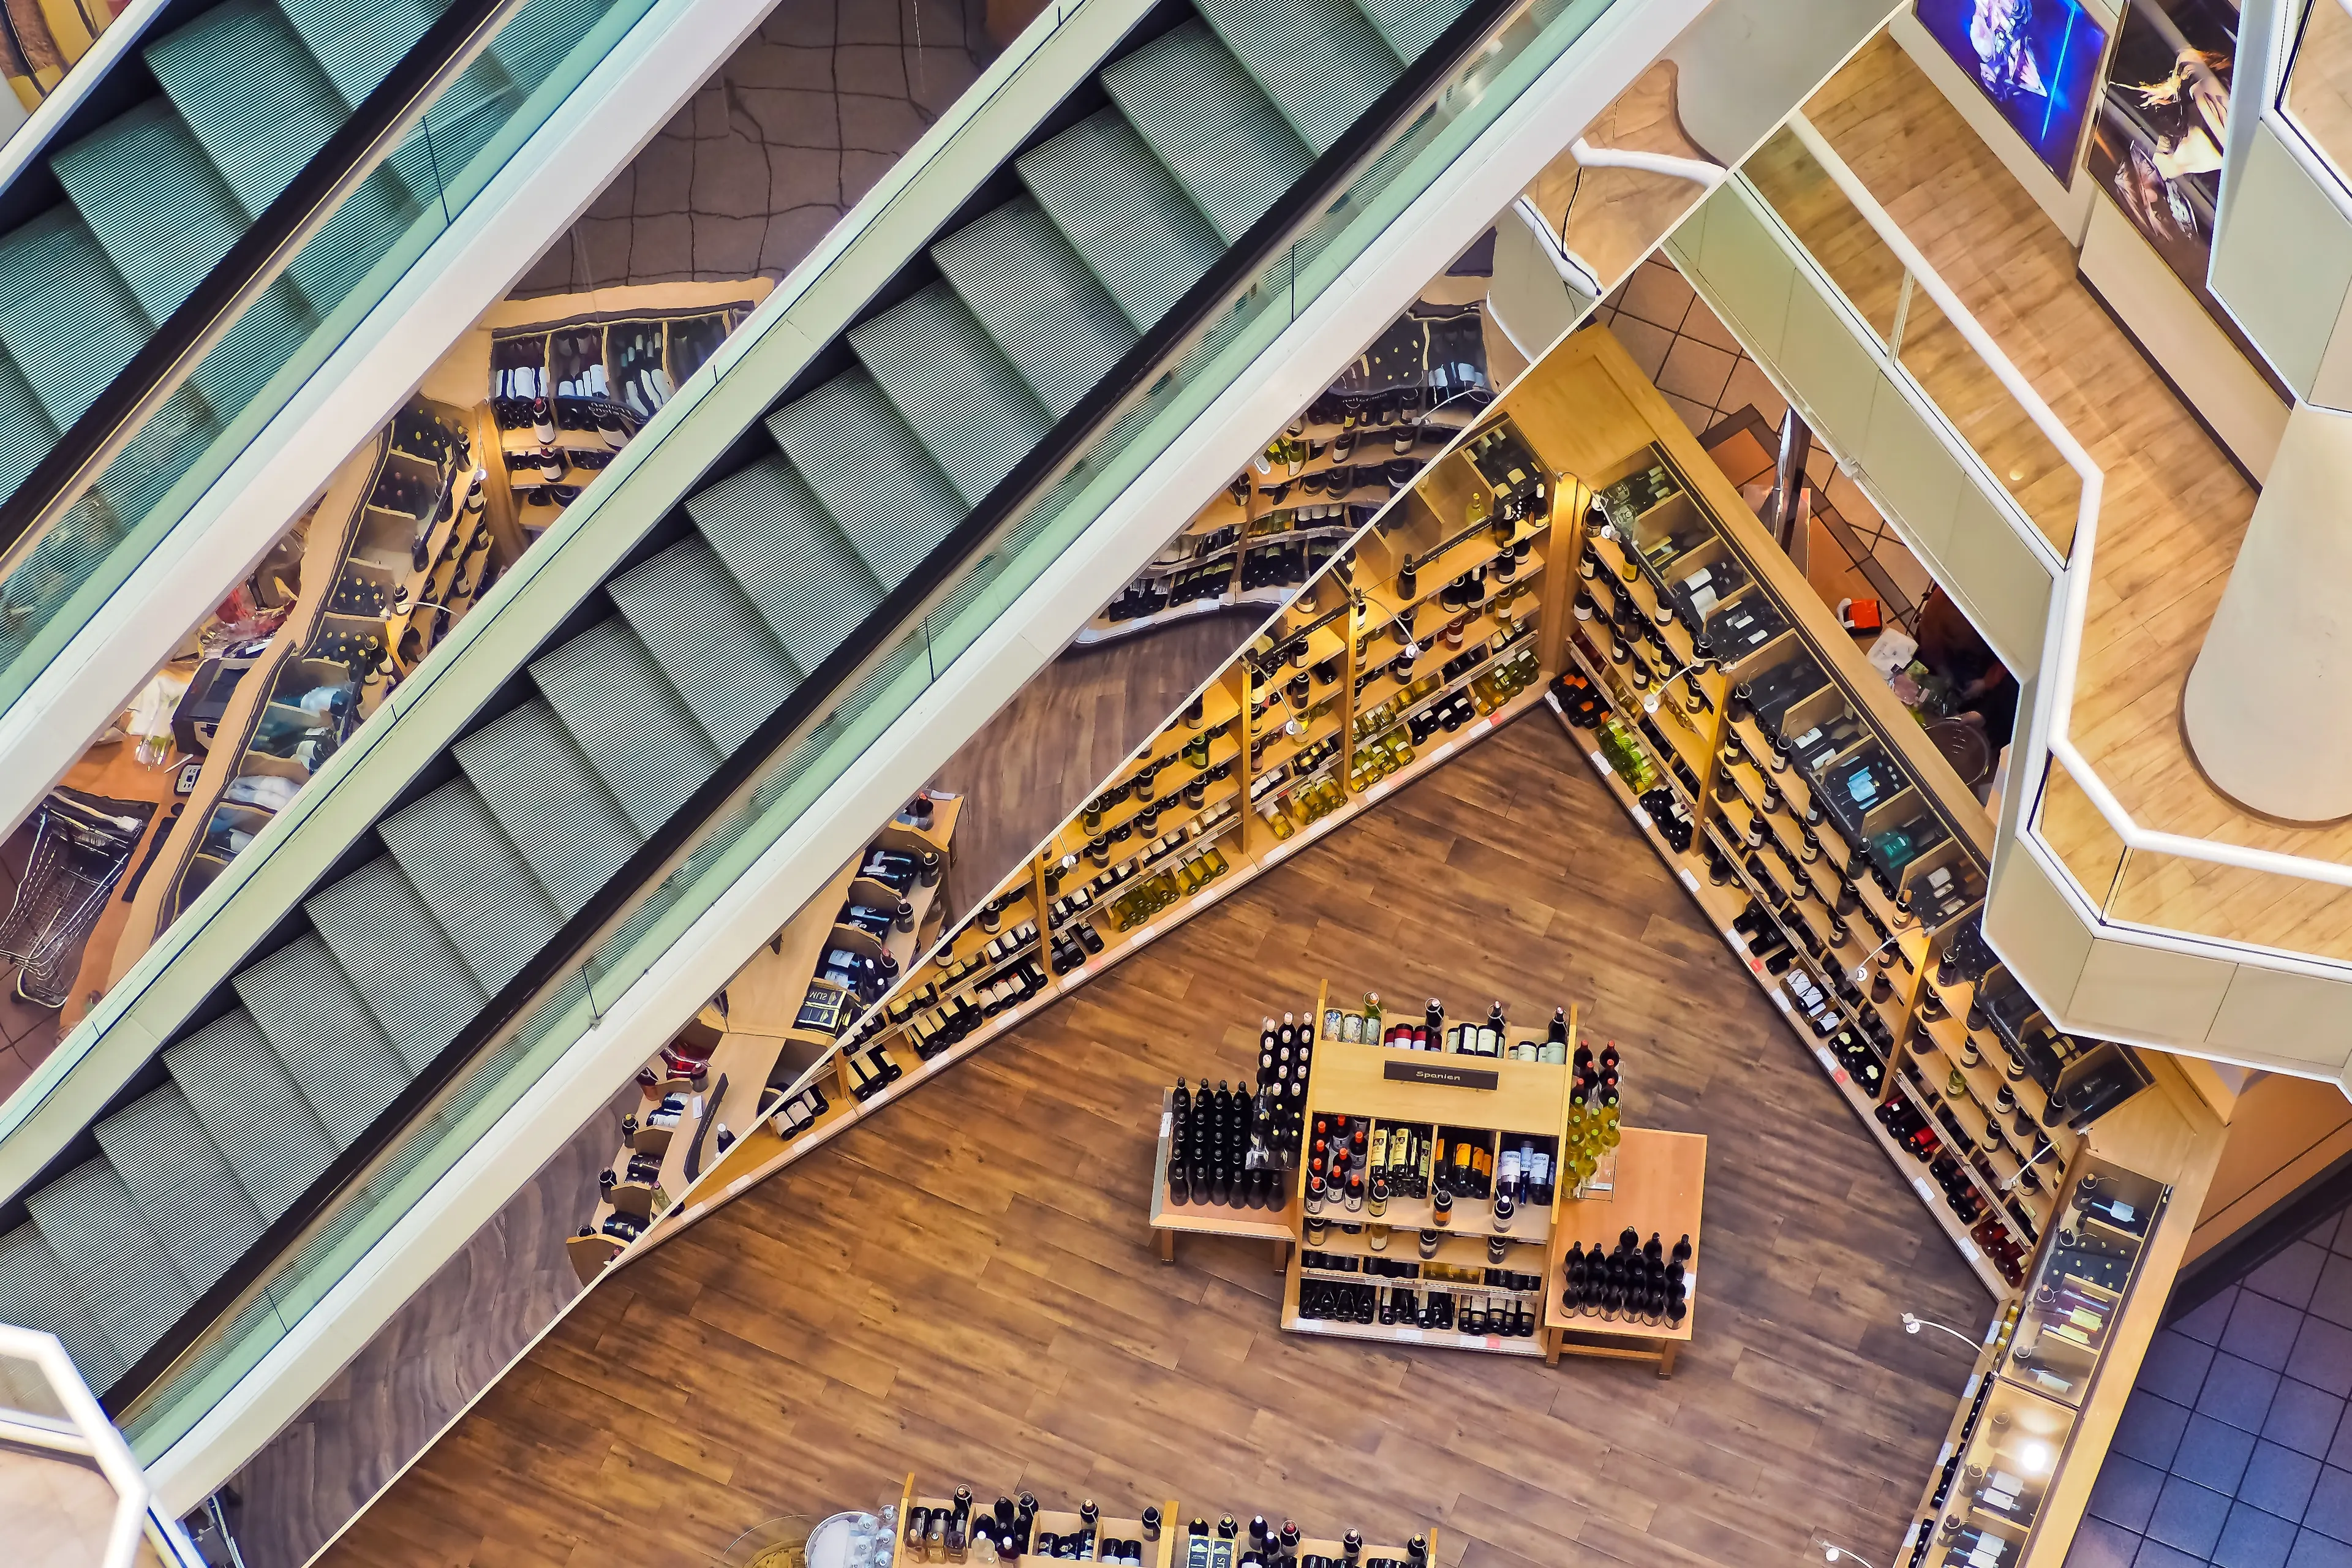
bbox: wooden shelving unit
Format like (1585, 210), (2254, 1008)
(889, 1475), (1434, 1567)
(1279, 997), (1569, 1359)
(567, 802), (957, 1281)
(1148, 1085), (1298, 1271)
(1544, 1126), (1705, 1375)
(655, 391), (1567, 1255)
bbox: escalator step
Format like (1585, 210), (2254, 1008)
(1348, 0), (1476, 63)
(51, 99), (252, 326)
(0, 1226), (125, 1389)
(1191, 0), (1403, 154)
(232, 932), (415, 1148)
(377, 779), (565, 992)
(1101, 20), (1311, 246)
(848, 281), (1052, 509)
(607, 538), (802, 756)
(23, 1161), (197, 1367)
(145, 0), (349, 219)
(93, 1087), (268, 1296)
(0, 208), (153, 431)
(527, 617), (720, 839)
(1018, 109), (1226, 333)
(764, 369), (968, 589)
(453, 698), (646, 914)
(163, 1012), (340, 1222)
(682, 456), (885, 676)
(276, 0), (455, 108)
(929, 198), (1137, 420)
(304, 857), (490, 1068)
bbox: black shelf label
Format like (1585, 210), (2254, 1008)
(1383, 1060), (1499, 1090)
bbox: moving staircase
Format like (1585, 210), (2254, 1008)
(0, 0), (609, 687)
(0, 0), (1503, 1405)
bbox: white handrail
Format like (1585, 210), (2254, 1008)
(1782, 113), (2352, 909)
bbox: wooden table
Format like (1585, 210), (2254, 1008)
(1146, 1087), (1296, 1272)
(1544, 1126), (1707, 1375)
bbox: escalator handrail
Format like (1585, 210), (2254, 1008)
(0, 0), (537, 590)
(100, 0), (1529, 1416)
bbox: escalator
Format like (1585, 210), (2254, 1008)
(0, 0), (636, 767)
(0, 0), (1620, 1437)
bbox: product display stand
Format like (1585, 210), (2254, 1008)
(894, 1477), (1177, 1567)
(1280, 981), (1570, 1360)
(658, 400), (1569, 1247)
(568, 801), (957, 1280)
(1543, 1127), (1705, 1375)
(889, 1475), (1434, 1568)
(1148, 1085), (1298, 1272)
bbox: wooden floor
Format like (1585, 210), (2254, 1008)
(316, 713), (1989, 1568)
(1789, 40), (2352, 960)
(222, 615), (1262, 1568)
(925, 609), (1259, 924)
(228, 1085), (634, 1568)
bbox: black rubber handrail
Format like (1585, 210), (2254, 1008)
(0, 0), (524, 574)
(100, 0), (1525, 1415)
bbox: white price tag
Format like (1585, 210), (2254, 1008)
(1629, 805), (1651, 829)
(1959, 1237), (1981, 1261)
(790, 1133), (821, 1159)
(1394, 1327), (1425, 1342)
(1914, 1177), (1937, 1205)
(1159, 1112), (1172, 1139)
(1771, 991), (1793, 1014)
(1814, 1044), (1836, 1071)
(1367, 780), (1393, 801)
(1962, 1374), (1982, 1400)
(1678, 868), (1699, 892)
(1134, 925), (1158, 946)
(1589, 750), (1608, 773)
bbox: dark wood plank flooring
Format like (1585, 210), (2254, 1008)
(230, 1085), (633, 1568)
(316, 712), (1988, 1568)
(925, 609), (1261, 922)
(227, 615), (1261, 1568)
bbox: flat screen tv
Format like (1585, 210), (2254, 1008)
(1914, 0), (2110, 185)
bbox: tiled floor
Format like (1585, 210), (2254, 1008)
(2067, 1213), (2352, 1568)
(512, 0), (982, 296)
(1596, 253), (1936, 627)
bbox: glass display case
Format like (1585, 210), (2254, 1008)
(1928, 1378), (2080, 1568)
(2001, 1158), (2166, 1408)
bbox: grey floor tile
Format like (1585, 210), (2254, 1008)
(2119, 1392), (2196, 1470)
(2244, 1440), (2324, 1522)
(2292, 1528), (2352, 1568)
(2202, 1352), (2285, 1434)
(2067, 1518), (2146, 1568)
(2179, 1288), (2242, 1348)
(2307, 1467), (2352, 1544)
(2149, 1476), (2233, 1558)
(2091, 1455), (2169, 1532)
(2174, 1415), (2258, 1494)
(2217, 1503), (2301, 1568)
(2133, 1539), (2210, 1568)
(2312, 1257), (2352, 1332)
(2267, 1378), (2346, 1460)
(2144, 1329), (2221, 1406)
(2296, 1319), (2352, 1400)
(2252, 1242), (2331, 1311)
(2227, 1291), (2310, 1373)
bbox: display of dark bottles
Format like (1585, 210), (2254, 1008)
(1559, 1227), (1685, 1327)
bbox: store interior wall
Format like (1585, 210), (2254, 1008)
(2189, 1074), (2352, 1268)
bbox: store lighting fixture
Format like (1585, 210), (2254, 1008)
(1822, 1546), (1878, 1568)
(1901, 1312), (1981, 1351)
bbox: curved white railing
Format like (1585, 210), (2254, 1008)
(1785, 111), (2352, 956)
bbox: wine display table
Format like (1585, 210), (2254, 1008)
(1148, 1085), (1297, 1271)
(1543, 1127), (1706, 1375)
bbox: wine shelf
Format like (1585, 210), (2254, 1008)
(1550, 692), (2012, 1298)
